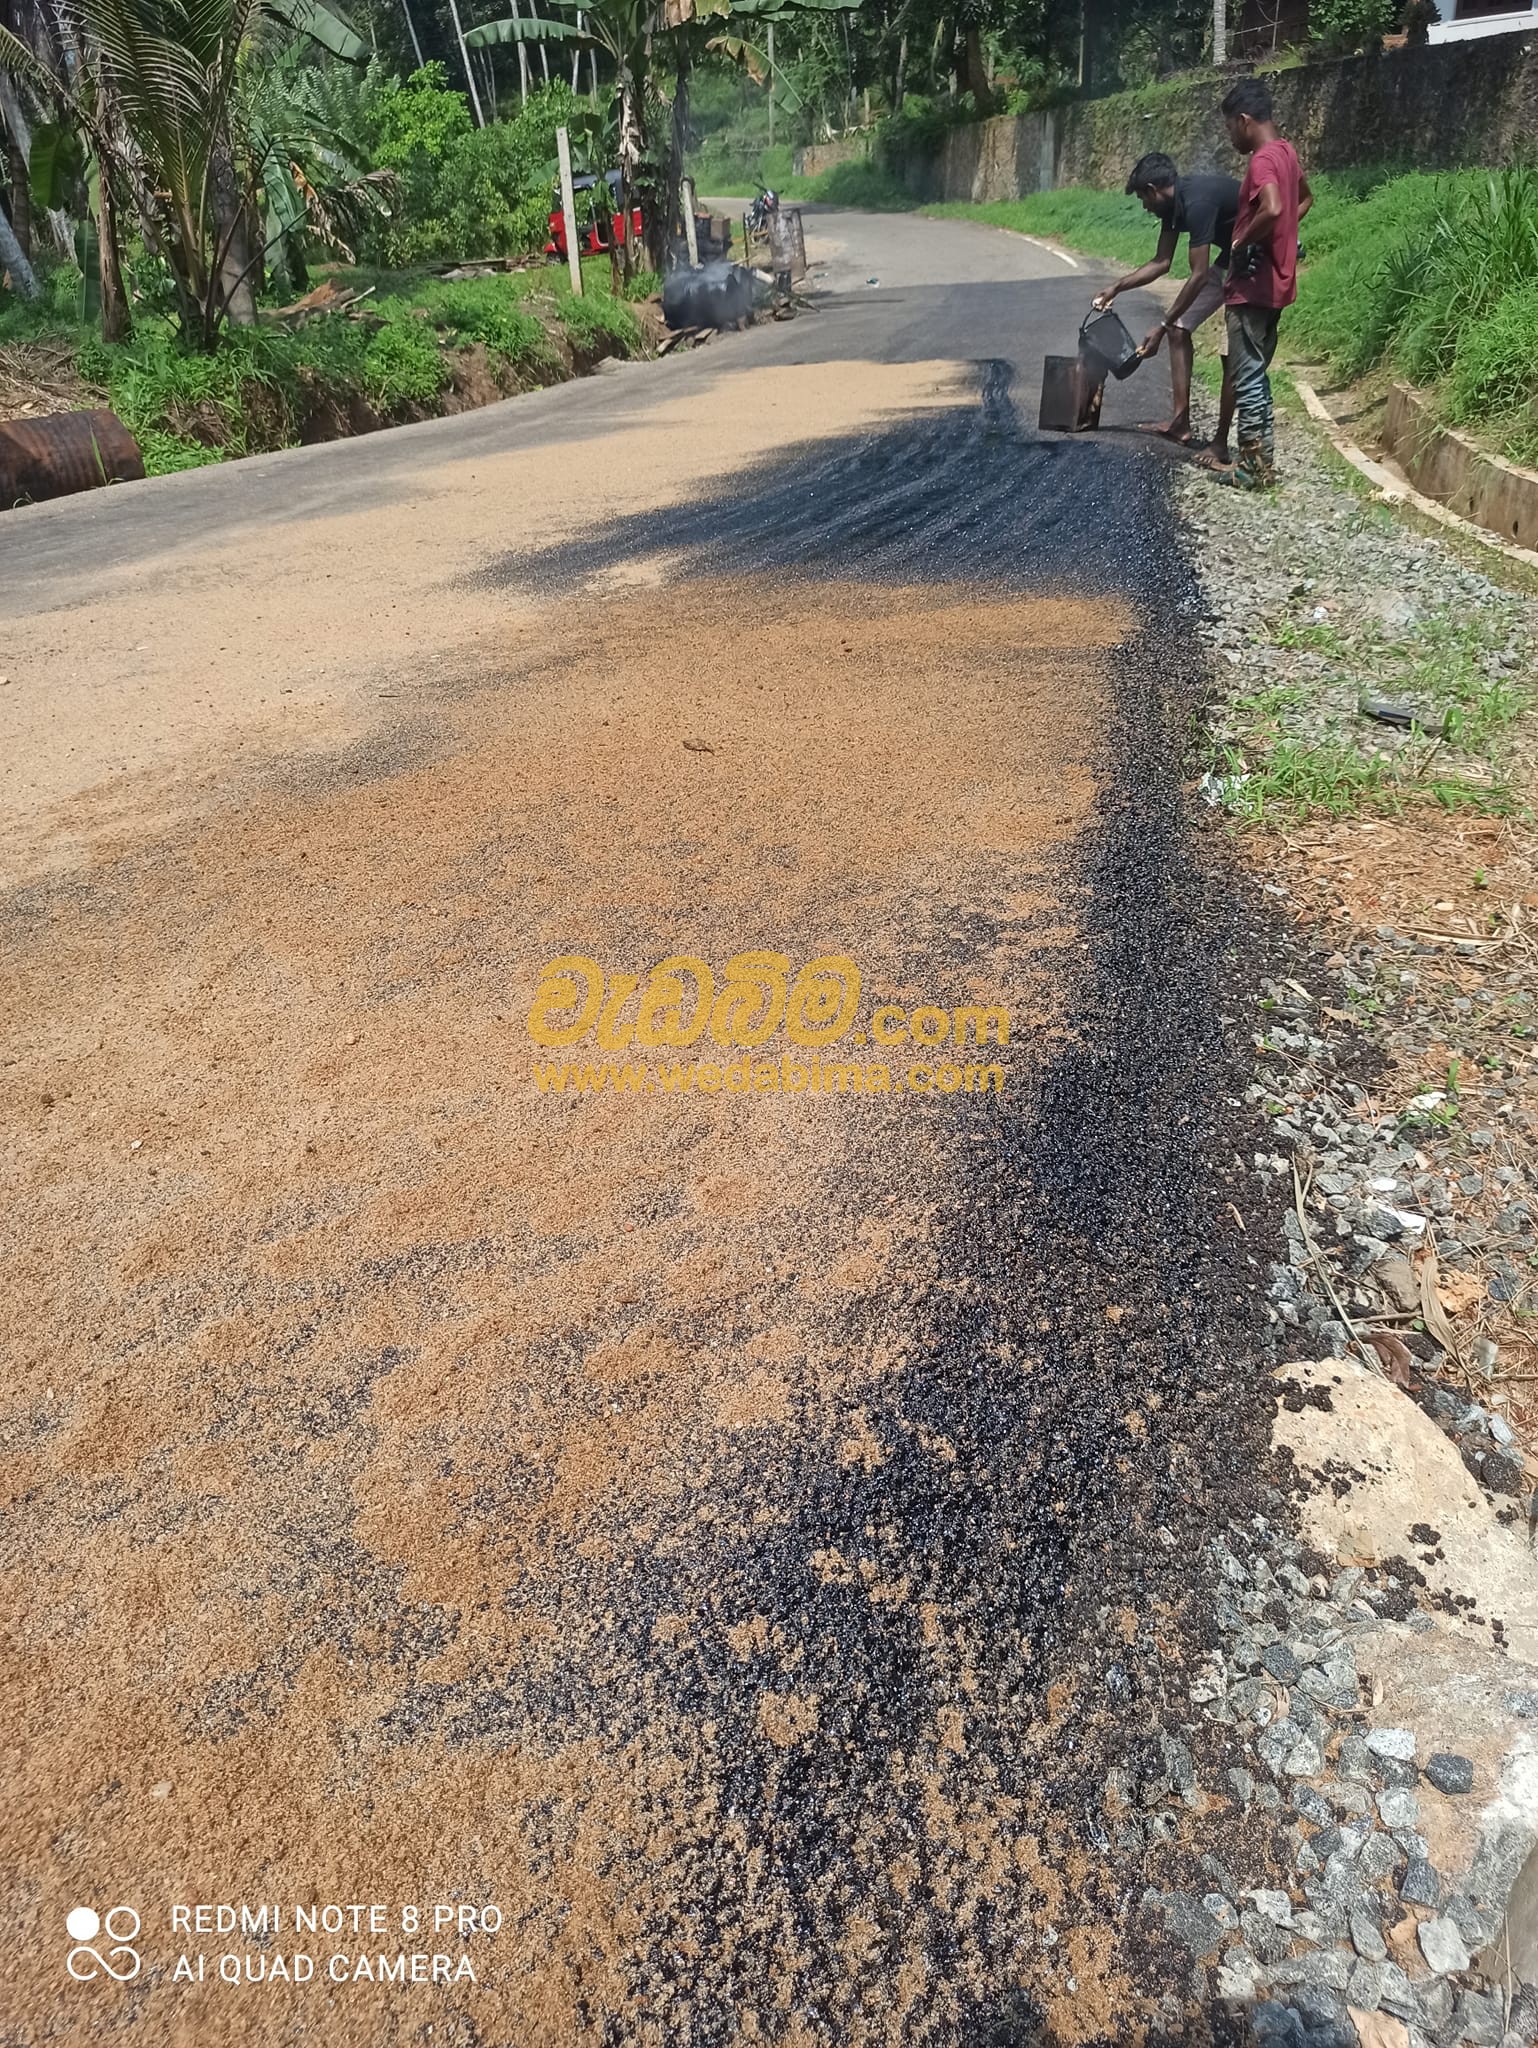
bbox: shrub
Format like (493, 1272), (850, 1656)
(1308, 0), (1396, 53)
(358, 65), (580, 265)
(361, 315), (448, 405)
(804, 159), (914, 210)
(554, 289), (642, 359)
(1292, 168), (1538, 394)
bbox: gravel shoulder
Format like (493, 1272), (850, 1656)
(1166, 393), (1538, 2048)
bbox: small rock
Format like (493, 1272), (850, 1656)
(1157, 1892), (1226, 1958)
(1295, 1784), (1334, 1825)
(1378, 1960), (1417, 2019)
(1376, 1755), (1420, 1790)
(1451, 1987), (1508, 2046)
(1360, 1833), (1403, 1883)
(1268, 1949), (1351, 1992)
(1263, 1641), (1303, 1684)
(1345, 1956), (1387, 2010)
(1423, 1752), (1474, 1795)
(1214, 1951), (1260, 2000)
(1366, 1727), (1416, 1761)
(1323, 1779), (1374, 1818)
(1418, 1915), (1472, 1974)
(1377, 1788), (1421, 1829)
(1399, 1856), (1440, 1907)
(1245, 1887), (1295, 1927)
(1348, 1898), (1387, 1961)
(1372, 1253), (1421, 1313)
(1418, 1975), (1456, 2031)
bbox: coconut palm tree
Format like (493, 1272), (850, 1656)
(0, 0), (364, 340)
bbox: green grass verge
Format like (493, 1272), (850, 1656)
(695, 155), (914, 210)
(1, 262), (651, 477)
(922, 189), (1151, 267)
(1206, 607), (1526, 827)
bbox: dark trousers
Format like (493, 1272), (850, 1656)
(1225, 303), (1282, 488)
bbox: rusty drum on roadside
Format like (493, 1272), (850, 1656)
(767, 207), (807, 282)
(0, 408), (145, 510)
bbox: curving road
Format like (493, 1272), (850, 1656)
(2, 207), (1271, 2047)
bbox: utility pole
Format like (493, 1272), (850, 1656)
(768, 21), (775, 149)
(557, 125), (585, 296)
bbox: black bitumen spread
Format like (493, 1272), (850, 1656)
(449, 367), (1285, 2043)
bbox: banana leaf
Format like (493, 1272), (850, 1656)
(464, 13), (589, 43)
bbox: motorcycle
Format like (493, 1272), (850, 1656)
(743, 181), (780, 241)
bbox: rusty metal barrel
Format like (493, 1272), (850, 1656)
(0, 408), (145, 510)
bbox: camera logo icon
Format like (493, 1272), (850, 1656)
(66, 1906), (141, 1982)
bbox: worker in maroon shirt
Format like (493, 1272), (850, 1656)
(1204, 77), (1312, 491)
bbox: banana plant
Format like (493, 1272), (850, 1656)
(238, 49), (393, 290)
(466, 0), (647, 276)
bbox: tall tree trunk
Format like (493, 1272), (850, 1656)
(892, 28), (907, 109)
(665, 35), (691, 269)
(617, 66), (642, 284)
(0, 74), (33, 260)
(0, 196), (40, 298)
(210, 138), (257, 327)
(956, 26), (992, 108)
(400, 0), (425, 67)
(510, 0), (530, 102)
(96, 168), (129, 340)
(445, 0), (486, 125)
(7, 138), (31, 257)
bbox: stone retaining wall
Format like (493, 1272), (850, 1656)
(893, 33), (1538, 199)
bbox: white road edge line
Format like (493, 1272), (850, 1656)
(1293, 375), (1538, 573)
(1018, 234), (1078, 269)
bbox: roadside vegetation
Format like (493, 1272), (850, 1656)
(1, 249), (649, 472)
(0, 1), (837, 480)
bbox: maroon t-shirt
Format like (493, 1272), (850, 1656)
(1225, 138), (1301, 310)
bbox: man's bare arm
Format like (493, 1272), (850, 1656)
(1298, 171), (1314, 223)
(1093, 226), (1178, 309)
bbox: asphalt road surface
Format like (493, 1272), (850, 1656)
(2, 208), (1273, 2046)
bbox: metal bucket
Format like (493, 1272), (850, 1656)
(0, 408), (145, 510)
(1079, 305), (1141, 382)
(1039, 353), (1104, 433)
